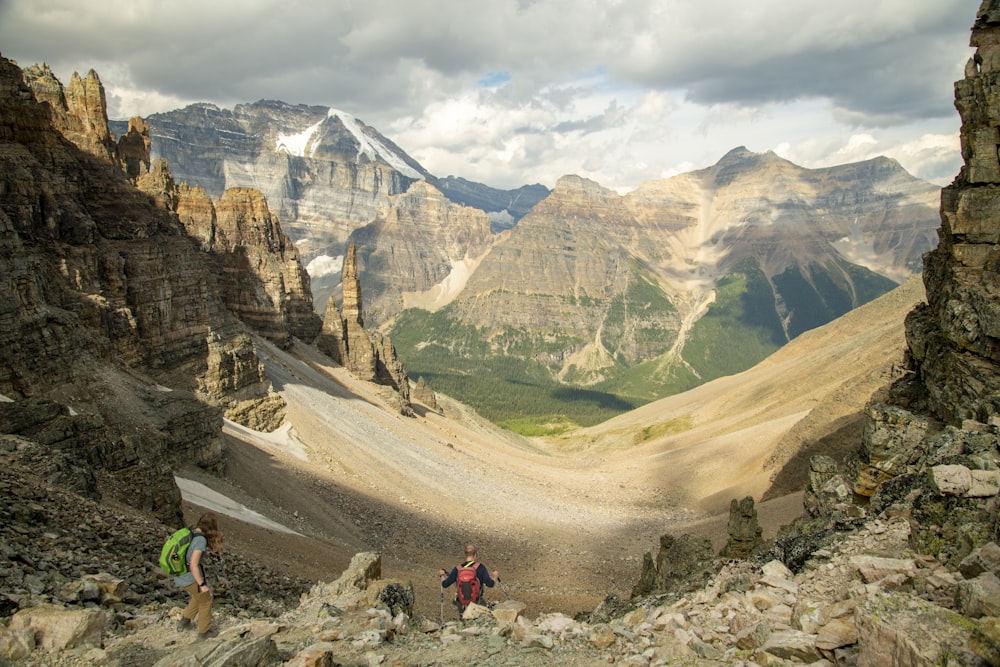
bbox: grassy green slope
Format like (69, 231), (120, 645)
(390, 258), (899, 434)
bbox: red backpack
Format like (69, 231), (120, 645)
(456, 561), (481, 606)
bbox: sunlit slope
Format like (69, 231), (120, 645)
(553, 275), (926, 513)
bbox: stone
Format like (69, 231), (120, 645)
(971, 616), (1000, 666)
(281, 642), (337, 667)
(8, 604), (107, 652)
(851, 556), (916, 584)
(855, 593), (972, 667)
(0, 625), (34, 661)
(720, 496), (766, 558)
(376, 581), (414, 617)
(589, 624), (617, 649)
(491, 600), (526, 624)
(152, 635), (278, 667)
(848, 404), (930, 497)
(805, 456), (853, 518)
(815, 618), (858, 651)
(537, 612), (582, 635)
(929, 464), (973, 495)
(969, 469), (1000, 496)
(461, 602), (490, 621)
(318, 552), (381, 596)
(522, 632), (555, 649)
(759, 629), (820, 662)
(960, 541), (1000, 579)
(956, 572), (1000, 618)
(734, 620), (771, 650)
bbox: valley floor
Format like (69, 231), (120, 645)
(176, 347), (832, 619)
(175, 277), (922, 620)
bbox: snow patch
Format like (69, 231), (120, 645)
(401, 254), (484, 311)
(175, 476), (304, 536)
(223, 419), (309, 462)
(275, 118), (325, 158)
(328, 108), (423, 179)
(273, 109), (424, 180)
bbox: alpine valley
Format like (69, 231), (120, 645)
(111, 105), (941, 428)
(8, 2), (1000, 665)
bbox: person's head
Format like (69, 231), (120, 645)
(195, 512), (224, 552)
(464, 544), (477, 560)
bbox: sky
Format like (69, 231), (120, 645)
(0, 0), (975, 193)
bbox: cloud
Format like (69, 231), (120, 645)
(0, 0), (973, 191)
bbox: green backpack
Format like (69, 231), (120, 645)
(159, 527), (193, 576)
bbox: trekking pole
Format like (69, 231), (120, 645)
(497, 576), (511, 600)
(439, 584), (445, 625)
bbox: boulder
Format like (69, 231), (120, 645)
(855, 593), (972, 667)
(491, 600), (527, 624)
(960, 541), (1000, 579)
(956, 572), (1000, 618)
(8, 604), (107, 653)
(152, 635), (277, 667)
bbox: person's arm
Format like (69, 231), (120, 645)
(478, 563), (495, 587)
(189, 549), (209, 592)
(439, 567), (458, 588)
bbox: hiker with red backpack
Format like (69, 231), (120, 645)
(438, 544), (499, 615)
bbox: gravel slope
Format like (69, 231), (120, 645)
(201, 277), (925, 619)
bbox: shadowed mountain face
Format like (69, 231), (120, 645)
(113, 99), (941, 426)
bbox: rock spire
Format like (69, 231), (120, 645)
(318, 244), (413, 414)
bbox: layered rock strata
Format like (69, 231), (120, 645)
(848, 1), (1000, 496)
(901, 3), (1000, 425)
(0, 56), (313, 520)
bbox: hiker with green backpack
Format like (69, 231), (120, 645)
(438, 544), (499, 616)
(160, 512), (225, 639)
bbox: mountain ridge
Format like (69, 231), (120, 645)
(104, 86), (942, 425)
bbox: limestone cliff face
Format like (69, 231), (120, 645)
(901, 3), (1000, 425)
(0, 57), (299, 522)
(21, 63), (117, 164)
(449, 175), (674, 378)
(118, 101), (429, 260)
(211, 188), (321, 346)
(625, 148), (940, 286)
(348, 180), (496, 324)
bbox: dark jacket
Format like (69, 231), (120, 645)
(441, 561), (494, 590)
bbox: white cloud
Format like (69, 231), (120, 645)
(0, 0), (972, 191)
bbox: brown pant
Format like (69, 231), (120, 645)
(181, 582), (213, 633)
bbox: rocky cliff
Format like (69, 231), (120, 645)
(112, 101), (432, 260)
(846, 0), (1000, 500)
(0, 56), (318, 522)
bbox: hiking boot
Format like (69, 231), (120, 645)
(197, 628), (219, 640)
(177, 617), (192, 631)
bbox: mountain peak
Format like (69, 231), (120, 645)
(716, 146), (782, 167)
